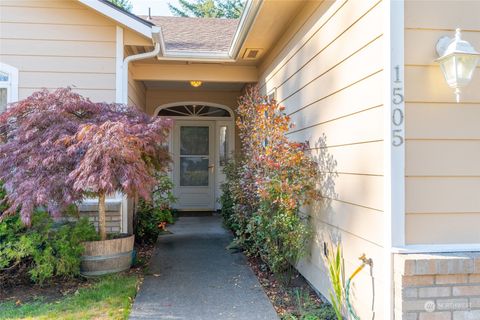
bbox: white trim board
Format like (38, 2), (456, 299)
(115, 26), (124, 104)
(383, 0), (405, 319)
(0, 62), (19, 103)
(77, 0), (152, 39)
(393, 244), (480, 254)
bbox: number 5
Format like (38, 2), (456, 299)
(392, 129), (403, 146)
(392, 88), (404, 105)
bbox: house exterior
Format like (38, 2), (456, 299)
(1, 0), (480, 319)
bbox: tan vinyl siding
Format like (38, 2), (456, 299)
(259, 0), (385, 317)
(0, 0), (116, 102)
(404, 0), (480, 245)
(128, 68), (146, 110)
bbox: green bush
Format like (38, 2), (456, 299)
(0, 210), (97, 284)
(220, 87), (320, 276)
(0, 181), (7, 213)
(134, 171), (176, 245)
(220, 160), (242, 232)
(247, 205), (311, 274)
(135, 204), (173, 245)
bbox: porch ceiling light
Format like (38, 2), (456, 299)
(435, 28), (480, 103)
(190, 80), (202, 88)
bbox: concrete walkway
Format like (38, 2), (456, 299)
(130, 215), (279, 320)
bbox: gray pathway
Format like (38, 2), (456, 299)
(130, 215), (279, 320)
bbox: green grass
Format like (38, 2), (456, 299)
(0, 274), (139, 320)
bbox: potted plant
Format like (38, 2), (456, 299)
(0, 89), (172, 276)
(65, 113), (172, 276)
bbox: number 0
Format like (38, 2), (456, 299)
(392, 108), (404, 126)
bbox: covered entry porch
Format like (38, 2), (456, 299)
(113, 0), (308, 232)
(128, 77), (248, 212)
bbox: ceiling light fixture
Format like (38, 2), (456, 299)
(190, 80), (202, 88)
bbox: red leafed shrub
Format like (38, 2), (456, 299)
(0, 88), (171, 239)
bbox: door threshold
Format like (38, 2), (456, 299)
(176, 211), (215, 217)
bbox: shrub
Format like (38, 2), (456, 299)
(221, 86), (320, 275)
(0, 181), (7, 213)
(0, 210), (97, 284)
(134, 171), (176, 245)
(220, 159), (241, 232)
(0, 88), (172, 241)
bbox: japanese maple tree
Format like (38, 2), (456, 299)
(0, 88), (172, 240)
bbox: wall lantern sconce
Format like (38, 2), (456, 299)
(190, 80), (202, 88)
(435, 28), (479, 103)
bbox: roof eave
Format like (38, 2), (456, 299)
(78, 0), (154, 39)
(228, 0), (263, 59)
(80, 0), (263, 61)
(156, 0), (263, 61)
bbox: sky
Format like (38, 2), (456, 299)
(130, 0), (180, 16)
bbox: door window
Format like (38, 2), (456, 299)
(179, 126), (209, 186)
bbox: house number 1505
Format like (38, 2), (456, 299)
(392, 65), (404, 147)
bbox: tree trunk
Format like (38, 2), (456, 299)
(98, 192), (107, 241)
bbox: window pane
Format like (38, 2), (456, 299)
(0, 72), (8, 82)
(180, 126), (209, 155)
(0, 88), (7, 113)
(180, 157), (209, 186)
(159, 105), (190, 116)
(197, 106), (230, 117)
(219, 126), (228, 166)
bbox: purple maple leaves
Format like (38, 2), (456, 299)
(0, 88), (172, 225)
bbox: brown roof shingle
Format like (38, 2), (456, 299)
(140, 16), (239, 53)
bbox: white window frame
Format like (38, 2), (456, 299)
(0, 62), (19, 111)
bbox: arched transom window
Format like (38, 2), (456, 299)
(158, 104), (232, 118)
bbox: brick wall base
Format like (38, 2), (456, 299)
(394, 252), (480, 320)
(77, 202), (122, 234)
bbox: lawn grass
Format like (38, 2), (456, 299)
(0, 274), (139, 320)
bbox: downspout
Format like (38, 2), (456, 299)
(122, 26), (164, 104)
(120, 26), (163, 235)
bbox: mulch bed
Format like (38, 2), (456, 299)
(247, 256), (324, 317)
(0, 270), (92, 304)
(0, 243), (156, 304)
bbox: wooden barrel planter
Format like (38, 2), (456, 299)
(80, 235), (134, 276)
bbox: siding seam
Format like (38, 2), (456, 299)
(308, 139), (384, 149)
(266, 1), (383, 94)
(278, 35), (384, 105)
(287, 104), (383, 135)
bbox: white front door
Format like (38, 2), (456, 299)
(173, 121), (215, 210)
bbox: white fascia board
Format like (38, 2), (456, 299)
(228, 0), (263, 59)
(77, 0), (152, 39)
(159, 51), (234, 62)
